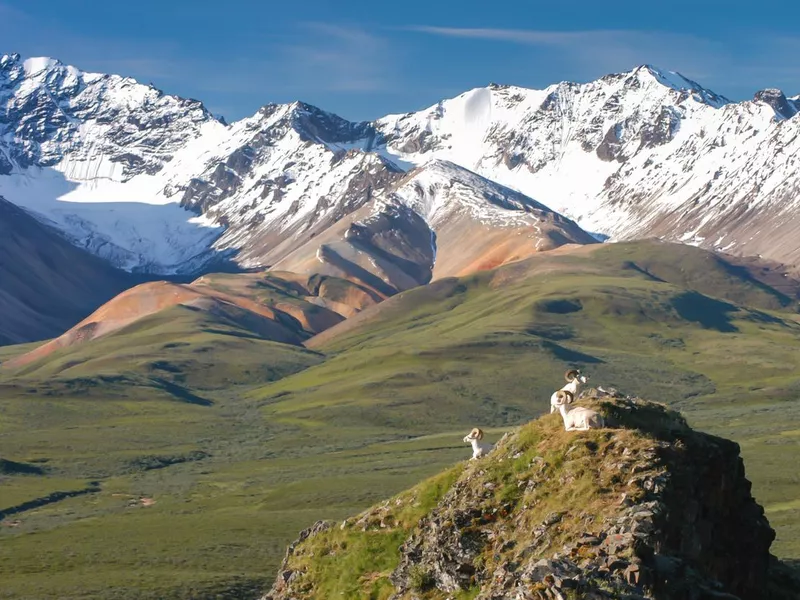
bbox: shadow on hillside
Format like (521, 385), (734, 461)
(622, 260), (668, 283)
(151, 377), (213, 406)
(542, 340), (603, 364)
(3, 166), (242, 279)
(525, 324), (574, 341)
(670, 292), (738, 333)
(718, 258), (794, 307)
(537, 298), (583, 314)
(0, 458), (45, 476)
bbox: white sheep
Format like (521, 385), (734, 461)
(463, 428), (493, 460)
(550, 369), (588, 414)
(553, 390), (605, 431)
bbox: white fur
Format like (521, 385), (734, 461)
(463, 429), (493, 460)
(554, 392), (604, 431)
(550, 372), (588, 414)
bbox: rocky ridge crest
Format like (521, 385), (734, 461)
(262, 391), (793, 600)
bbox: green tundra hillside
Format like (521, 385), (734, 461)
(1, 241), (799, 599)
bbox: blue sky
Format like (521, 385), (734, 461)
(2, 0), (798, 121)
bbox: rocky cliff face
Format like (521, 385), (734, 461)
(261, 392), (790, 600)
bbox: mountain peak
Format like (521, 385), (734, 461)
(626, 64), (730, 107)
(0, 52), (21, 70)
(0, 54), (96, 85)
(276, 100), (376, 145)
(21, 56), (63, 75)
(753, 88), (797, 120)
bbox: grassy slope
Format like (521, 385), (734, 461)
(259, 241), (800, 557)
(1, 241), (799, 598)
(4, 304), (323, 390)
(263, 400), (670, 599)
(271, 396), (797, 600)
(0, 306), (463, 599)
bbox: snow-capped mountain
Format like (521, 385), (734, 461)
(271, 160), (595, 294)
(164, 101), (402, 271)
(2, 53), (799, 277)
(372, 66), (800, 265)
(0, 53), (225, 272)
(0, 53), (591, 279)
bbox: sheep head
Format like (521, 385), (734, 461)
(555, 390), (575, 406)
(464, 427), (484, 442)
(565, 369), (589, 384)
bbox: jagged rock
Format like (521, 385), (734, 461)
(262, 394), (789, 599)
(261, 520), (333, 600)
(753, 89), (797, 121)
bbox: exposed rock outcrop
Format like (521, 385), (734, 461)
(262, 393), (793, 600)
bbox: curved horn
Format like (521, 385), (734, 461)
(556, 390), (574, 404)
(469, 427), (482, 439)
(564, 369), (580, 382)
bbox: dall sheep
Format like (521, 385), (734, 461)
(550, 369), (588, 414)
(553, 390), (605, 431)
(463, 428), (493, 460)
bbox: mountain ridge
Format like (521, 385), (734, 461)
(2, 52), (800, 280)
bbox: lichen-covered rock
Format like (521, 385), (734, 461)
(261, 394), (791, 600)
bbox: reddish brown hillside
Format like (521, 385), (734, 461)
(3, 278), (338, 369)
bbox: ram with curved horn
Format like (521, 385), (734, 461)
(463, 427), (493, 460)
(550, 368), (589, 414)
(553, 390), (605, 431)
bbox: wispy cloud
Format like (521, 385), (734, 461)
(409, 26), (593, 45)
(279, 23), (391, 92)
(407, 25), (800, 96)
(407, 26), (724, 80)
